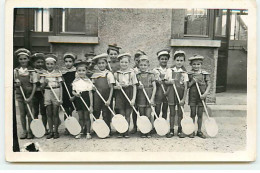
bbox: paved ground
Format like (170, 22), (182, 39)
(17, 113), (246, 153)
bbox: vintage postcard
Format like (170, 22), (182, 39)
(5, 0), (256, 162)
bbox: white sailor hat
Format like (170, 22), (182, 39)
(117, 53), (131, 61)
(92, 53), (108, 63)
(173, 50), (186, 59)
(156, 49), (170, 59)
(188, 55), (204, 61)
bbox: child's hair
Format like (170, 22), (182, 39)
(107, 44), (121, 54)
(63, 52), (77, 62)
(189, 54), (204, 66)
(31, 53), (45, 63)
(173, 50), (186, 61)
(134, 50), (146, 60)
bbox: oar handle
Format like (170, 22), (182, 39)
(19, 86), (34, 120)
(79, 95), (97, 121)
(195, 82), (210, 118)
(172, 83), (187, 118)
(63, 81), (76, 110)
(160, 83), (168, 101)
(92, 85), (116, 117)
(48, 84), (69, 118)
(140, 82), (159, 119)
(115, 80), (140, 116)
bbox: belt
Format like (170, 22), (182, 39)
(45, 86), (60, 89)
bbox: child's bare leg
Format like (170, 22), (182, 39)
(139, 107), (145, 117)
(161, 102), (168, 119)
(40, 103), (47, 129)
(26, 102), (33, 136)
(125, 108), (132, 130)
(177, 105), (183, 129)
(155, 103), (161, 119)
(46, 105), (53, 133)
(190, 106), (197, 123)
(53, 105), (60, 134)
(197, 106), (204, 132)
(85, 111), (91, 134)
(77, 110), (84, 133)
(168, 105), (176, 131)
(18, 101), (27, 137)
(145, 107), (152, 121)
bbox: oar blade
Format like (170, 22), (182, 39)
(65, 117), (82, 136)
(181, 117), (195, 135)
(154, 118), (170, 136)
(30, 119), (45, 138)
(112, 114), (129, 133)
(137, 116), (152, 134)
(205, 118), (218, 137)
(92, 119), (110, 138)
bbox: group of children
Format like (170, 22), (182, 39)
(14, 44), (211, 140)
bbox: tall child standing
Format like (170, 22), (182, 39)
(61, 52), (77, 135)
(153, 49), (170, 122)
(31, 53), (47, 134)
(114, 53), (137, 138)
(136, 55), (156, 138)
(72, 60), (94, 139)
(14, 48), (37, 139)
(40, 54), (63, 139)
(165, 50), (188, 138)
(91, 53), (115, 135)
(188, 55), (211, 139)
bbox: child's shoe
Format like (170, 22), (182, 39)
(124, 132), (130, 138)
(189, 132), (195, 138)
(64, 128), (70, 135)
(141, 133), (146, 138)
(177, 127), (182, 136)
(166, 129), (174, 138)
(46, 132), (54, 139)
(53, 132), (60, 139)
(131, 127), (137, 134)
(75, 133), (82, 139)
(117, 133), (123, 138)
(27, 132), (34, 139)
(178, 132), (186, 138)
(86, 133), (92, 139)
(146, 132), (151, 138)
(197, 132), (206, 139)
(20, 132), (27, 139)
(150, 128), (156, 134)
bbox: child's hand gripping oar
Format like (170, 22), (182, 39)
(140, 82), (170, 136)
(49, 84), (81, 136)
(19, 86), (45, 138)
(172, 82), (195, 135)
(78, 93), (110, 139)
(92, 84), (128, 134)
(195, 82), (218, 137)
(116, 81), (152, 134)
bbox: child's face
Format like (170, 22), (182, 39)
(18, 55), (29, 67)
(139, 60), (149, 72)
(46, 61), (55, 71)
(34, 59), (44, 69)
(109, 50), (119, 60)
(174, 56), (185, 68)
(158, 56), (169, 67)
(97, 59), (107, 71)
(134, 56), (140, 66)
(120, 57), (130, 70)
(191, 60), (202, 71)
(64, 57), (74, 69)
(77, 66), (87, 77)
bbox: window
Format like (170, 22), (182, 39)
(14, 9), (25, 32)
(230, 10), (248, 40)
(214, 10), (227, 36)
(61, 8), (85, 33)
(184, 9), (209, 37)
(33, 8), (54, 32)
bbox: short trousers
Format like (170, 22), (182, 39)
(136, 87), (153, 107)
(74, 91), (90, 111)
(15, 87), (33, 102)
(115, 86), (133, 110)
(44, 88), (61, 106)
(167, 85), (184, 106)
(154, 83), (168, 104)
(188, 85), (206, 106)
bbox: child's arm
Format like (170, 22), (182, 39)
(200, 75), (211, 100)
(150, 81), (156, 105)
(131, 84), (137, 106)
(106, 83), (114, 106)
(26, 83), (36, 103)
(89, 91), (93, 113)
(58, 82), (63, 105)
(164, 69), (175, 85)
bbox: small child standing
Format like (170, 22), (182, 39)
(153, 49), (170, 121)
(14, 48), (37, 139)
(72, 60), (94, 139)
(165, 50), (188, 138)
(61, 52), (77, 135)
(188, 55), (211, 139)
(31, 53), (47, 134)
(107, 44), (121, 73)
(136, 55), (156, 138)
(40, 54), (63, 139)
(114, 53), (138, 138)
(131, 49), (146, 134)
(91, 53), (115, 135)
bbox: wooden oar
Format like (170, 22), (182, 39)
(49, 84), (81, 136)
(79, 95), (110, 138)
(195, 82), (218, 137)
(172, 83), (195, 135)
(140, 82), (170, 136)
(19, 86), (45, 138)
(116, 81), (152, 134)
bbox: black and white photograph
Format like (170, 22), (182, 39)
(5, 0), (256, 162)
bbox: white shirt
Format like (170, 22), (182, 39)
(165, 67), (189, 83)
